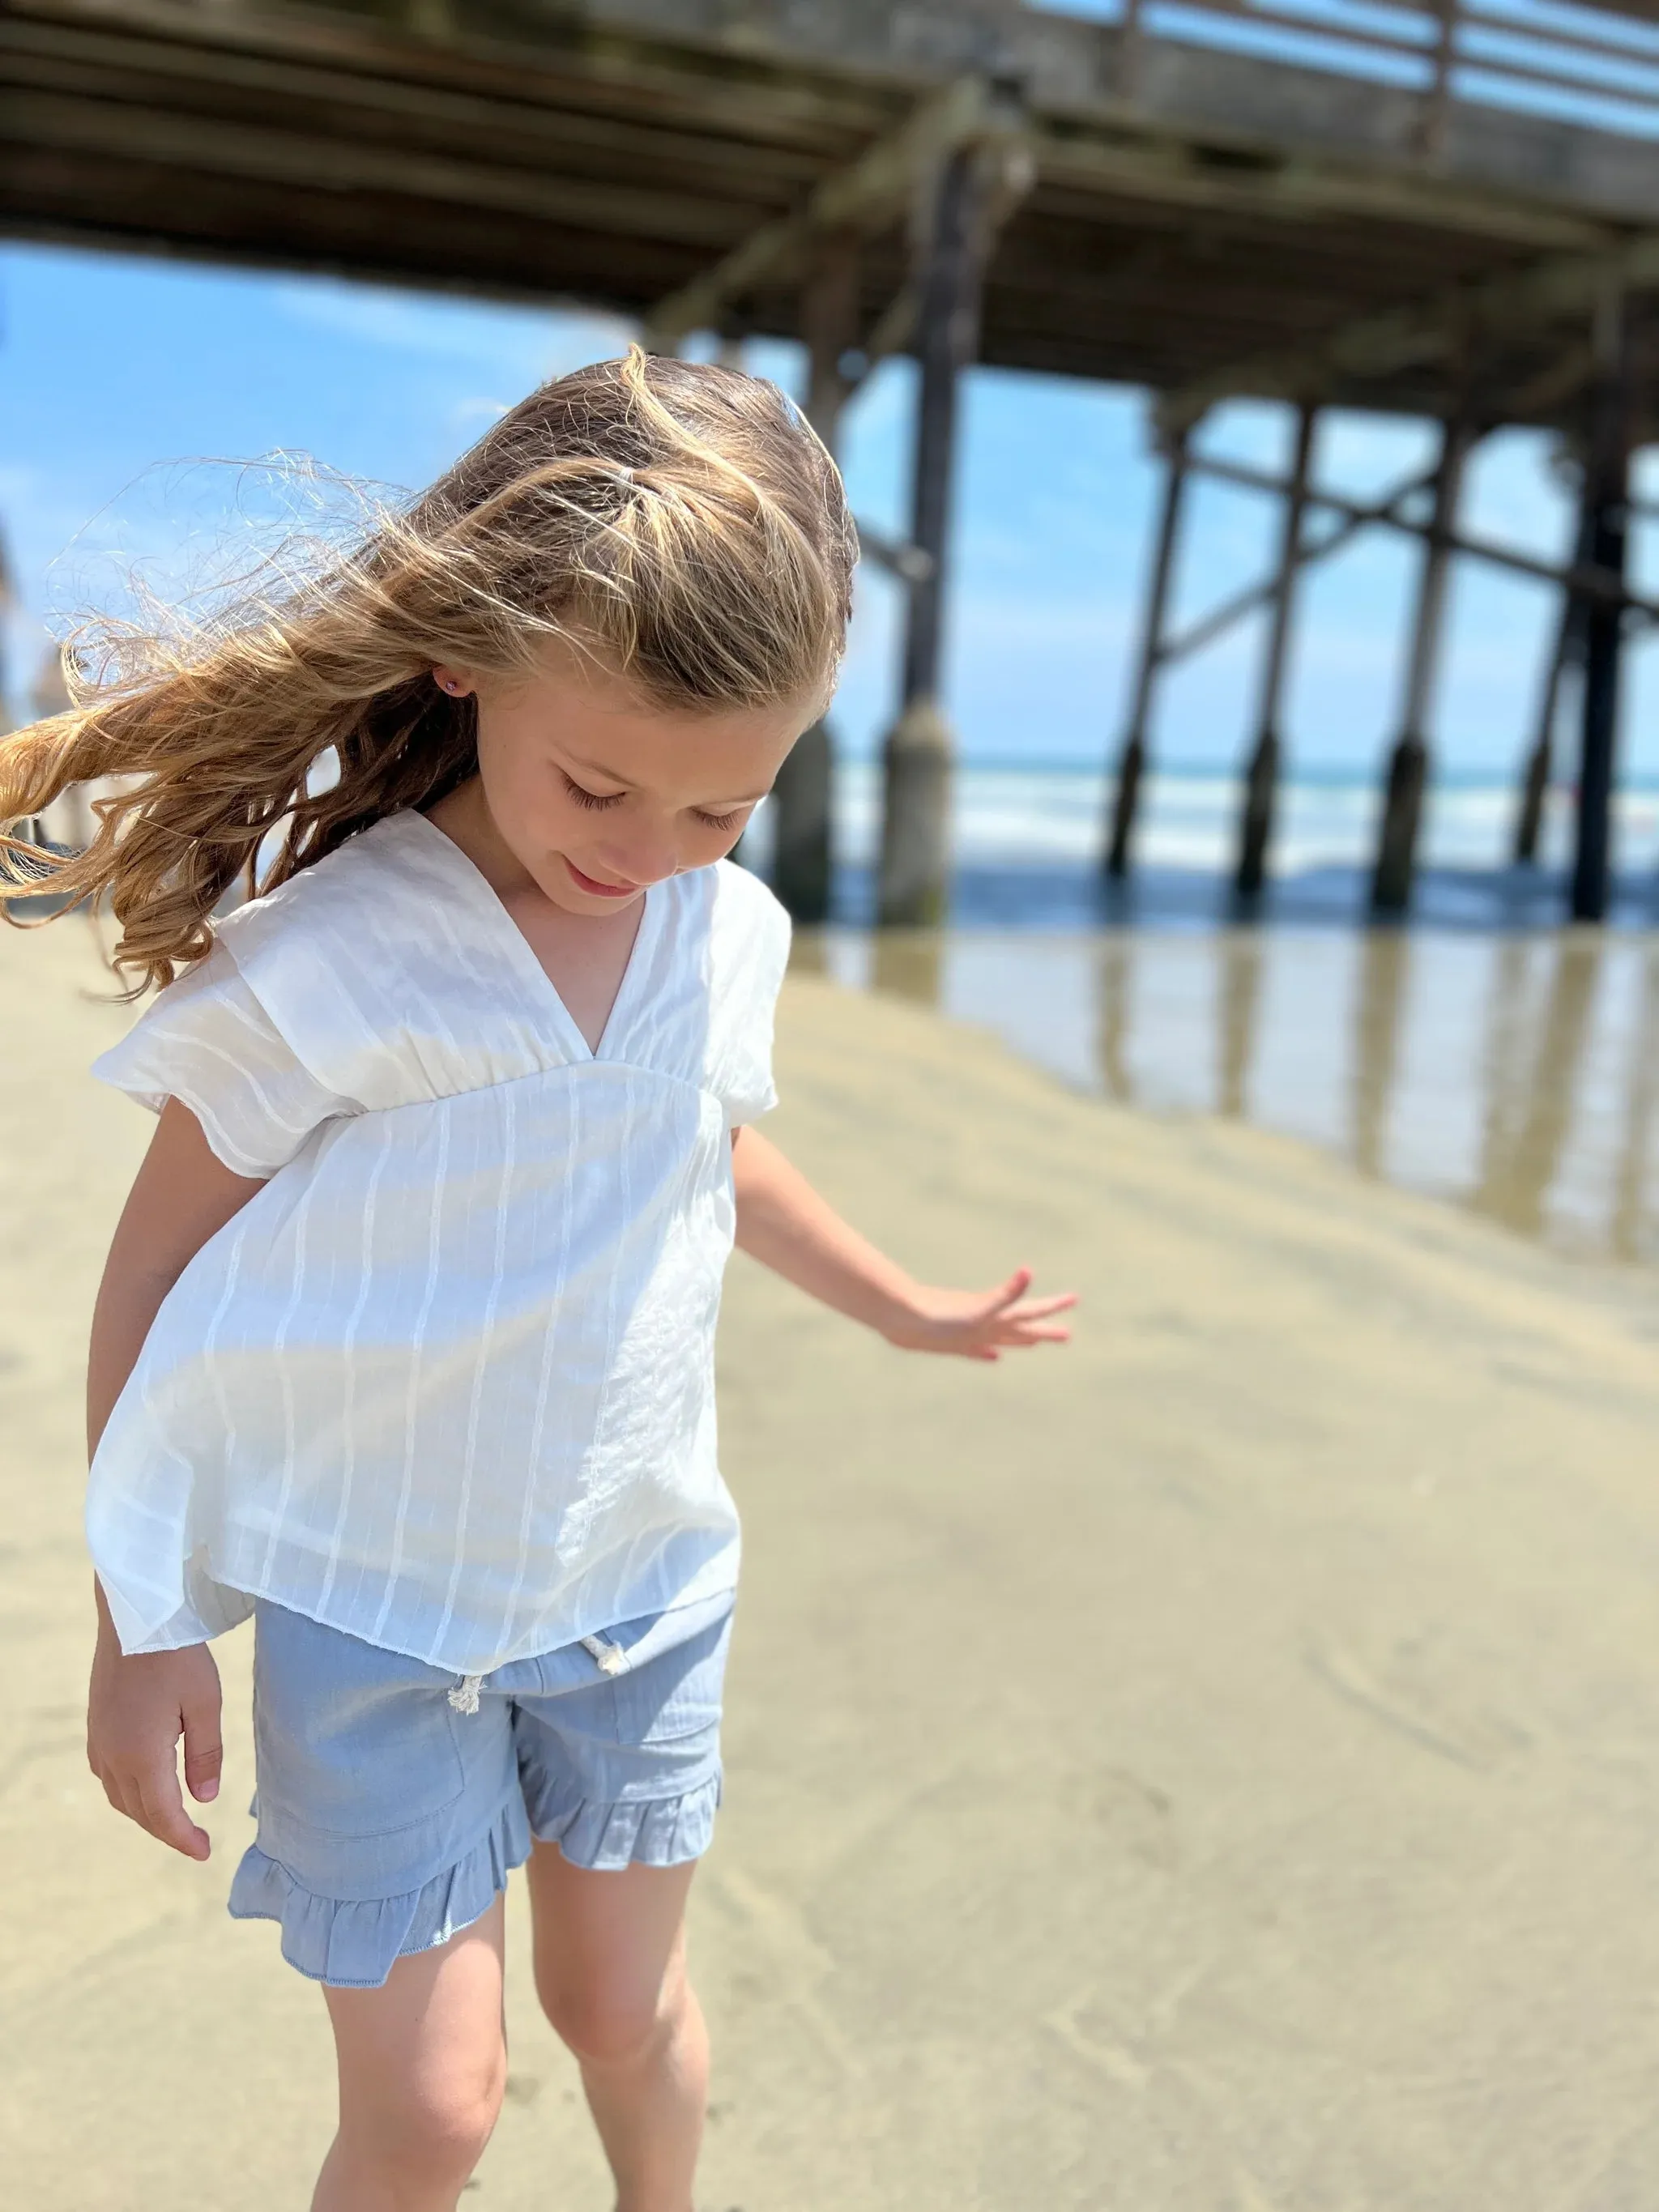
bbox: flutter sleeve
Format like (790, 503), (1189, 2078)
(92, 940), (360, 1178)
(712, 864), (793, 1128)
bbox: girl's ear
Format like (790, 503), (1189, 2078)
(433, 666), (475, 699)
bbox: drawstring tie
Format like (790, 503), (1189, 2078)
(447, 1633), (625, 1715)
(580, 1634), (628, 1677)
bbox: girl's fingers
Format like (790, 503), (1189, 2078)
(983, 1267), (1034, 1313)
(979, 1277), (1076, 1325)
(132, 1761), (211, 1860)
(181, 1684), (224, 1806)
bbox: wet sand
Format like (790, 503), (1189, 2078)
(818, 922), (1659, 1268)
(6, 913), (1659, 2209)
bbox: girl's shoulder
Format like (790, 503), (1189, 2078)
(698, 856), (791, 966)
(661, 859), (792, 1025)
(202, 811), (520, 1113)
(214, 812), (440, 965)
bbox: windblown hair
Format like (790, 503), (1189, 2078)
(0, 347), (855, 993)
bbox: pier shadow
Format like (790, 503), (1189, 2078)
(1469, 936), (1604, 1241)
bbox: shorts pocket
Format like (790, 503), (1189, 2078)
(606, 1611), (731, 1750)
(253, 1603), (469, 1841)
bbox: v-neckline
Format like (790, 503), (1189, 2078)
(405, 810), (661, 1064)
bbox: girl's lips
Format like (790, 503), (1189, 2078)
(565, 856), (641, 900)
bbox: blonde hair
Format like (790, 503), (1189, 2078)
(0, 348), (855, 993)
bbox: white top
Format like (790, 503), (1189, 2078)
(87, 811), (791, 1674)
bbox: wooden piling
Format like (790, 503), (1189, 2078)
(1370, 417), (1472, 915)
(1235, 403), (1316, 901)
(876, 142), (988, 928)
(1512, 582), (1580, 866)
(1106, 427), (1192, 880)
(1571, 292), (1633, 925)
(771, 231), (860, 924)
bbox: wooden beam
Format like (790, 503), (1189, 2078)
(801, 228), (860, 445)
(1503, 341), (1595, 423)
(0, 14), (852, 184)
(1157, 231), (1659, 433)
(1031, 126), (1601, 257)
(1184, 448), (1659, 623)
(1512, 582), (1580, 865)
(878, 136), (995, 928)
(642, 75), (993, 350)
(1161, 458), (1437, 666)
(1572, 292), (1635, 923)
(1372, 417), (1473, 914)
(855, 521), (935, 586)
(1, 0), (901, 147)
(1106, 428), (1192, 880)
(3, 87), (761, 248)
(1235, 403), (1317, 901)
(853, 284), (919, 374)
(770, 230), (863, 927)
(1416, 0), (1458, 165)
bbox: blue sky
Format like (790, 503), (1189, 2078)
(3, 237), (1656, 779)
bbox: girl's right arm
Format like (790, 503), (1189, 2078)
(86, 1099), (267, 1861)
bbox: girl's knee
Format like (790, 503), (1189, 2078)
(539, 1966), (683, 2069)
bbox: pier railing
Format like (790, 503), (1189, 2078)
(1104, 0), (1659, 141)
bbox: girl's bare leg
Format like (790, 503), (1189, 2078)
(313, 1895), (508, 2212)
(526, 1843), (706, 2212)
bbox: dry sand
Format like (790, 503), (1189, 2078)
(5, 912), (1659, 2210)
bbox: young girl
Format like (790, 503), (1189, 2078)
(2, 350), (1073, 2212)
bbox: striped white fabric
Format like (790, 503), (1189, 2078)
(87, 812), (790, 1673)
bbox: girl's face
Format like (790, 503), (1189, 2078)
(433, 644), (814, 916)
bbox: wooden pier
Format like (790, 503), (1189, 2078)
(5, 0), (1659, 918)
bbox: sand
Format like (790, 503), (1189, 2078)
(5, 910), (1659, 2210)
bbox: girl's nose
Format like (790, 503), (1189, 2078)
(596, 830), (678, 889)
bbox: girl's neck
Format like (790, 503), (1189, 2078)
(424, 778), (538, 904)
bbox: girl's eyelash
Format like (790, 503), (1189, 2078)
(562, 774), (624, 812)
(561, 769), (744, 832)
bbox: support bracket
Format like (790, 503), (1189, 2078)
(642, 75), (1013, 353)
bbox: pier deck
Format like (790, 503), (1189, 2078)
(4, 0), (1659, 428)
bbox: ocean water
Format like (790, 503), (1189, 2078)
(750, 763), (1659, 1266)
(746, 760), (1659, 929)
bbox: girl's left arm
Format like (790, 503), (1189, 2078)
(731, 1124), (1075, 1362)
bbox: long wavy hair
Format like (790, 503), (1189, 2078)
(0, 347), (855, 994)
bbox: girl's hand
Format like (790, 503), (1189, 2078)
(729, 1130), (1076, 1361)
(881, 1266), (1077, 1362)
(87, 1612), (223, 1862)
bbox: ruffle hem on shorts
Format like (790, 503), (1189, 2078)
(522, 1766), (720, 1874)
(227, 1771), (721, 1989)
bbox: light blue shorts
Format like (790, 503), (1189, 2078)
(228, 1595), (734, 1988)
